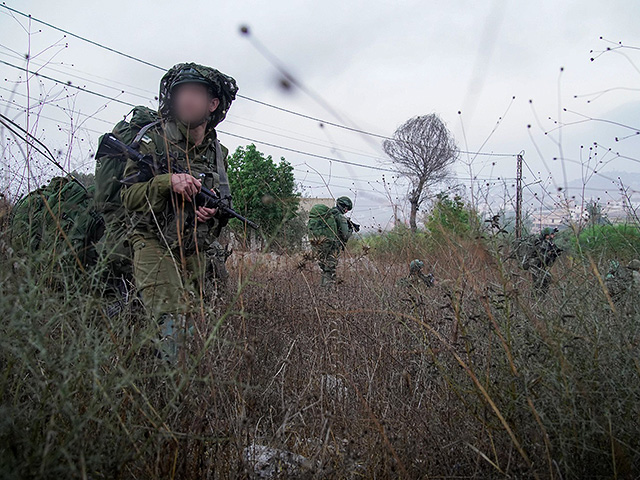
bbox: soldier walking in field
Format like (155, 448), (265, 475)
(307, 196), (357, 287)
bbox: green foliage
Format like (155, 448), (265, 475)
(577, 223), (640, 259)
(424, 193), (472, 237)
(10, 175), (103, 269)
(228, 144), (301, 249)
(350, 223), (433, 261)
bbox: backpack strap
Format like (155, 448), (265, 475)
(130, 120), (162, 149)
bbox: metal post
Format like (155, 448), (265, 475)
(515, 153), (523, 239)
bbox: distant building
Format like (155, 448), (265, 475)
(299, 197), (334, 213)
(530, 209), (567, 233)
(529, 200), (639, 233)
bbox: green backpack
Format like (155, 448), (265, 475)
(94, 106), (162, 215)
(308, 204), (337, 238)
(10, 176), (104, 268)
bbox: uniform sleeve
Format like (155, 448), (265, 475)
(120, 138), (173, 214)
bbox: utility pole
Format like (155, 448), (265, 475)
(515, 153), (523, 239)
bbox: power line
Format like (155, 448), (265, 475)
(0, 89), (395, 173)
(0, 48), (153, 102)
(0, 3), (516, 158)
(0, 99), (108, 136)
(0, 59), (137, 108)
(2, 78), (392, 163)
(218, 130), (396, 172)
(1, 61), (392, 171)
(0, 4), (166, 71)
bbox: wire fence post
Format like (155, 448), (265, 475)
(515, 153), (523, 239)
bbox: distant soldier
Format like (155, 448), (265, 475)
(307, 196), (357, 287)
(396, 259), (435, 310)
(397, 259), (435, 289)
(631, 259), (640, 289)
(605, 259), (640, 313)
(529, 227), (563, 294)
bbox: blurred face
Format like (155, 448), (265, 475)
(172, 83), (220, 127)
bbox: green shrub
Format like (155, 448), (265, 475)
(577, 223), (640, 260)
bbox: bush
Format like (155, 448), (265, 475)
(350, 223), (432, 261)
(424, 193), (475, 238)
(577, 223), (640, 260)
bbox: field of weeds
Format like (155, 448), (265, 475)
(0, 228), (639, 479)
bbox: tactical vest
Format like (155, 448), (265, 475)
(124, 120), (230, 254)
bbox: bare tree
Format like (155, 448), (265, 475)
(383, 114), (458, 232)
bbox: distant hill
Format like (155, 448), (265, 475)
(565, 170), (640, 196)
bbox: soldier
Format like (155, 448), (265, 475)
(530, 227), (562, 294)
(119, 63), (238, 363)
(605, 259), (640, 314)
(397, 259), (435, 288)
(307, 196), (356, 287)
(396, 259), (435, 311)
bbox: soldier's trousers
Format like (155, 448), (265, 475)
(531, 266), (551, 294)
(130, 233), (207, 319)
(130, 233), (209, 363)
(312, 240), (341, 286)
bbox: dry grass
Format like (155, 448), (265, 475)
(0, 227), (639, 479)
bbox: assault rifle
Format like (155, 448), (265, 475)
(96, 133), (259, 230)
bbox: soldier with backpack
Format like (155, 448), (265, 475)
(510, 227), (562, 295)
(94, 107), (163, 288)
(605, 259), (640, 314)
(10, 175), (104, 270)
(529, 227), (563, 294)
(96, 62), (238, 363)
(397, 259), (435, 289)
(307, 196), (356, 287)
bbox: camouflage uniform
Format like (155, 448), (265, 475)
(605, 259), (640, 315)
(308, 196), (353, 287)
(120, 63), (238, 362)
(94, 107), (162, 288)
(530, 228), (562, 294)
(397, 259), (435, 307)
(397, 259), (435, 289)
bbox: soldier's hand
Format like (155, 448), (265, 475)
(196, 205), (218, 223)
(171, 173), (201, 201)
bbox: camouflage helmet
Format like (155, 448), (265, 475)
(409, 259), (424, 273)
(336, 196), (353, 212)
(159, 62), (238, 127)
(628, 259), (640, 271)
(540, 227), (556, 238)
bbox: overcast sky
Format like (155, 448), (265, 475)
(1, 0), (639, 229)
